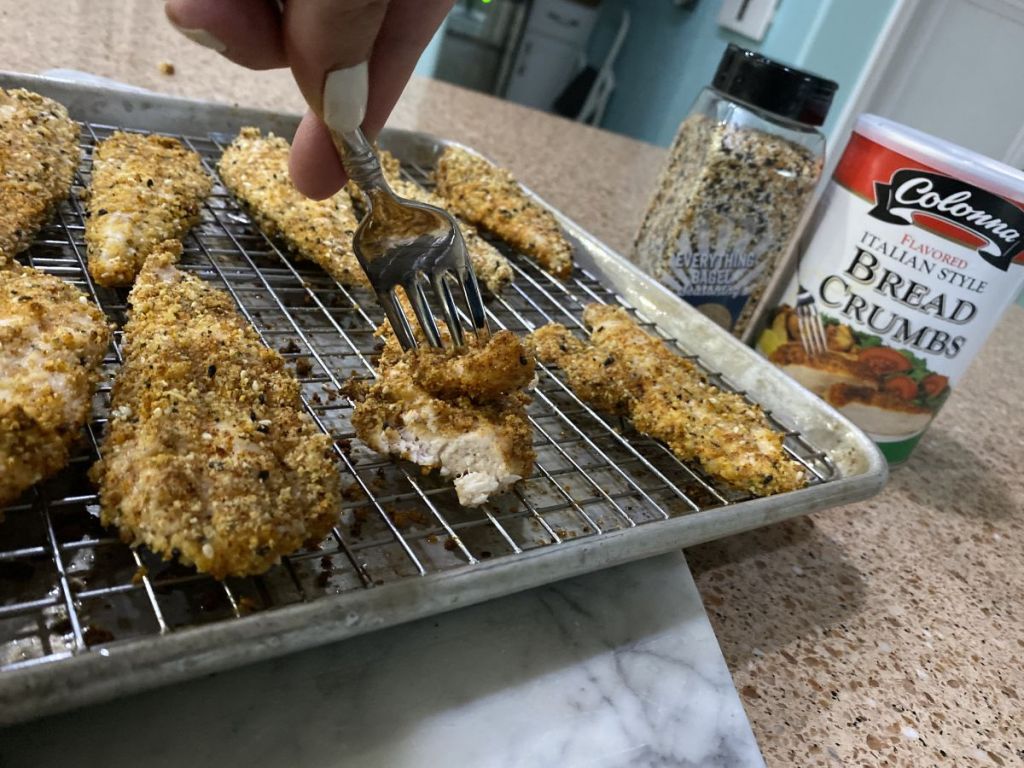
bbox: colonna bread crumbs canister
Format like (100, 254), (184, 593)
(757, 115), (1024, 464)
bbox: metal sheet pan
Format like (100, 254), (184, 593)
(0, 72), (887, 725)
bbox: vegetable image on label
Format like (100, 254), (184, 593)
(757, 115), (1024, 465)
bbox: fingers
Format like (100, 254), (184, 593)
(165, 0), (286, 70)
(288, 0), (454, 198)
(283, 0), (392, 113)
(362, 0), (455, 135)
(289, 110), (347, 199)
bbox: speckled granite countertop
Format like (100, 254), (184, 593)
(2, 2), (1022, 765)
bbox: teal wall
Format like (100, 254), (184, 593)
(414, 15), (450, 79)
(588, 0), (897, 147)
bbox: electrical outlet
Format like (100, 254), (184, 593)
(717, 0), (778, 41)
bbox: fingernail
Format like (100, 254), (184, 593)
(168, 20), (227, 53)
(323, 63), (368, 134)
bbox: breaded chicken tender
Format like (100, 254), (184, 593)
(345, 328), (535, 507)
(530, 305), (805, 496)
(0, 88), (79, 265)
(92, 241), (340, 578)
(218, 127), (367, 287)
(368, 149), (513, 295)
(1, 264), (110, 508)
(85, 132), (211, 286)
(434, 145), (573, 280)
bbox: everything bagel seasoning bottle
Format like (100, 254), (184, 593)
(633, 44), (837, 336)
(757, 115), (1024, 464)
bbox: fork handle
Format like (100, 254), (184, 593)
(322, 64), (386, 193)
(332, 127), (388, 192)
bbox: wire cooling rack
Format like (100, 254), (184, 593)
(0, 120), (836, 676)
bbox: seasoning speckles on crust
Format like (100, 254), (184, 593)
(530, 304), (805, 496)
(92, 241), (341, 578)
(434, 145), (573, 280)
(0, 263), (111, 509)
(85, 131), (212, 287)
(345, 327), (536, 507)
(0, 88), (79, 265)
(218, 127), (366, 287)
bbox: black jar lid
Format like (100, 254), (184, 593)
(711, 44), (838, 127)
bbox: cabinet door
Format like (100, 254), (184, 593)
(527, 0), (599, 45)
(505, 33), (581, 110)
(867, 0), (1024, 166)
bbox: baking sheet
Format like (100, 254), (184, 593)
(0, 72), (887, 725)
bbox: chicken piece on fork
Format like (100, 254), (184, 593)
(345, 321), (536, 507)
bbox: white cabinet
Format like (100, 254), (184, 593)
(504, 0), (599, 110)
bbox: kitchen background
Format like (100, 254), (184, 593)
(0, 2), (1022, 764)
(416, 0), (1024, 306)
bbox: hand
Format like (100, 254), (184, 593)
(164, 0), (454, 199)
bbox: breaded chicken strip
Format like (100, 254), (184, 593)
(345, 328), (535, 507)
(92, 241), (340, 578)
(434, 145), (573, 280)
(85, 132), (211, 286)
(219, 127), (366, 287)
(1, 264), (110, 508)
(0, 88), (79, 265)
(364, 149), (512, 295)
(530, 305), (805, 496)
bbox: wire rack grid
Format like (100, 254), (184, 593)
(0, 120), (836, 674)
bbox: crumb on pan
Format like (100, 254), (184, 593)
(529, 304), (806, 496)
(92, 240), (341, 578)
(0, 87), (79, 265)
(85, 131), (211, 286)
(434, 145), (573, 280)
(218, 127), (367, 287)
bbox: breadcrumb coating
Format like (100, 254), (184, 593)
(0, 88), (79, 265)
(372, 149), (513, 295)
(0, 263), (110, 508)
(92, 241), (341, 578)
(434, 145), (573, 280)
(345, 327), (535, 507)
(218, 127), (366, 287)
(530, 305), (805, 496)
(85, 132), (211, 286)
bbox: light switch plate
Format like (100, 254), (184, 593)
(718, 0), (778, 41)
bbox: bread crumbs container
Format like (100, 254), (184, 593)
(632, 44), (837, 337)
(756, 115), (1024, 465)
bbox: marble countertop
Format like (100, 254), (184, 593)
(2, 2), (1023, 765)
(3, 553), (764, 768)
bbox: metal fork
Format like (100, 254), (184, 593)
(795, 284), (828, 357)
(333, 128), (489, 350)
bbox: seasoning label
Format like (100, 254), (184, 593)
(757, 131), (1024, 464)
(666, 240), (775, 331)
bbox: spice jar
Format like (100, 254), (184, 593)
(632, 44), (837, 336)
